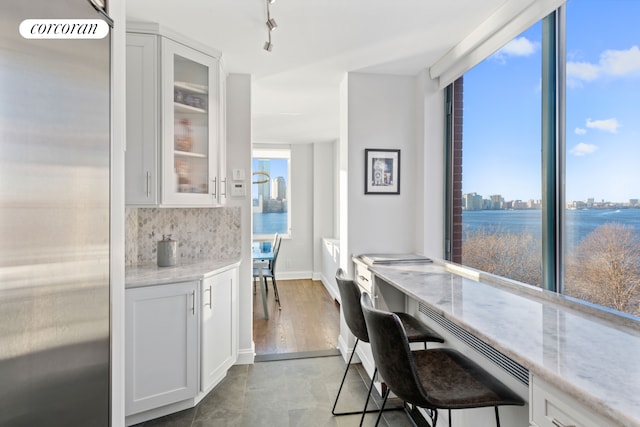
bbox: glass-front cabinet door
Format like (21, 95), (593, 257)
(162, 38), (219, 206)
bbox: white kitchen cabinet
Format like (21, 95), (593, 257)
(530, 375), (616, 427)
(125, 33), (158, 205)
(200, 267), (238, 392)
(125, 22), (226, 207)
(125, 281), (199, 416)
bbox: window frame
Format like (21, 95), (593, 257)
(251, 147), (291, 241)
(446, 5), (640, 315)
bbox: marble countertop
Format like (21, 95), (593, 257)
(368, 260), (640, 427)
(125, 257), (241, 288)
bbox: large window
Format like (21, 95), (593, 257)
(252, 148), (290, 239)
(563, 0), (640, 315)
(460, 23), (543, 286)
(450, 1), (640, 318)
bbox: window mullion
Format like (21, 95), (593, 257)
(541, 11), (560, 292)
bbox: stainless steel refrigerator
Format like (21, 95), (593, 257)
(0, 1), (111, 425)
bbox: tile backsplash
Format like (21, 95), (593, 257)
(125, 207), (241, 266)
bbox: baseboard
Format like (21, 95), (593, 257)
(235, 346), (255, 365)
(337, 333), (360, 364)
(320, 273), (340, 302)
(275, 270), (312, 280)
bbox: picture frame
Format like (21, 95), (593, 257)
(364, 149), (400, 195)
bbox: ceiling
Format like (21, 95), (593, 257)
(126, 0), (508, 144)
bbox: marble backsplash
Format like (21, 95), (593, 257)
(125, 207), (241, 266)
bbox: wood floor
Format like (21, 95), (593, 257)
(252, 278), (341, 355)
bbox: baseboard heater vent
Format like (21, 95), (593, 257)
(418, 303), (529, 386)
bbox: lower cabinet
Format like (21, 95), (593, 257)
(125, 265), (239, 423)
(530, 375), (616, 427)
(125, 281), (199, 416)
(201, 267), (238, 392)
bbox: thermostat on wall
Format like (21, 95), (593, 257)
(231, 182), (246, 197)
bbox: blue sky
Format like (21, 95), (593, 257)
(463, 0), (640, 203)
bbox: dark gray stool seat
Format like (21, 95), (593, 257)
(332, 268), (444, 422)
(361, 292), (524, 427)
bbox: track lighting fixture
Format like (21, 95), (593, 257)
(263, 0), (277, 52)
(264, 38), (273, 52)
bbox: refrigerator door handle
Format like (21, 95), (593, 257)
(87, 0), (114, 27)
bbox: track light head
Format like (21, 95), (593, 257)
(264, 40), (274, 52)
(266, 18), (278, 31)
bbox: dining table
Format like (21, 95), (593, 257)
(252, 242), (274, 319)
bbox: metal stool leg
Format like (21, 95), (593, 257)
(358, 367), (378, 426)
(373, 388), (390, 427)
(332, 339), (361, 415)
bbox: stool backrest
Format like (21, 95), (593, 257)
(335, 268), (369, 343)
(360, 292), (428, 407)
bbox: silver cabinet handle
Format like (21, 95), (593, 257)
(145, 171), (151, 197)
(204, 286), (212, 308)
(359, 275), (369, 282)
(221, 178), (227, 197)
(552, 419), (576, 427)
(211, 177), (217, 197)
(191, 290), (196, 315)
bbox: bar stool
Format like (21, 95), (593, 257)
(360, 292), (525, 427)
(331, 268), (444, 421)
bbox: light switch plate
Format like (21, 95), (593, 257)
(232, 168), (245, 181)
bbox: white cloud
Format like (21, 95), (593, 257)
(567, 61), (600, 87)
(586, 118), (620, 133)
(499, 37), (538, 57)
(567, 46), (640, 86)
(570, 142), (598, 156)
(600, 46), (640, 76)
(574, 127), (587, 135)
(492, 37), (539, 63)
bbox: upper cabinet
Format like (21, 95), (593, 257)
(126, 23), (227, 207)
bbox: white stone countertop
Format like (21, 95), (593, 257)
(125, 258), (241, 288)
(368, 260), (640, 427)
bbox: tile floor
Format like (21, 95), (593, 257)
(133, 354), (415, 427)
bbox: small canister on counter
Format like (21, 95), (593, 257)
(157, 234), (177, 267)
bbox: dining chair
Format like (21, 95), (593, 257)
(332, 268), (444, 422)
(360, 292), (524, 427)
(253, 234), (282, 310)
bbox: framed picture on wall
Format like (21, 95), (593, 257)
(365, 149), (400, 195)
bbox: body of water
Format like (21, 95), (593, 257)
(253, 212), (288, 235)
(463, 208), (640, 248)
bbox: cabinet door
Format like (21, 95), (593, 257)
(125, 33), (159, 205)
(201, 268), (238, 392)
(161, 37), (219, 206)
(218, 70), (227, 204)
(125, 282), (199, 416)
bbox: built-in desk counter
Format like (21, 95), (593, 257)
(367, 260), (640, 427)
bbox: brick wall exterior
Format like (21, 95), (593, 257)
(451, 77), (463, 263)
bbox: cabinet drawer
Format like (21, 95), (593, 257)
(530, 376), (615, 427)
(354, 261), (372, 293)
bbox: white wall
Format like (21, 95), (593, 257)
(225, 74), (254, 364)
(312, 141), (337, 278)
(416, 70), (446, 258)
(277, 144), (314, 278)
(343, 73), (423, 272)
